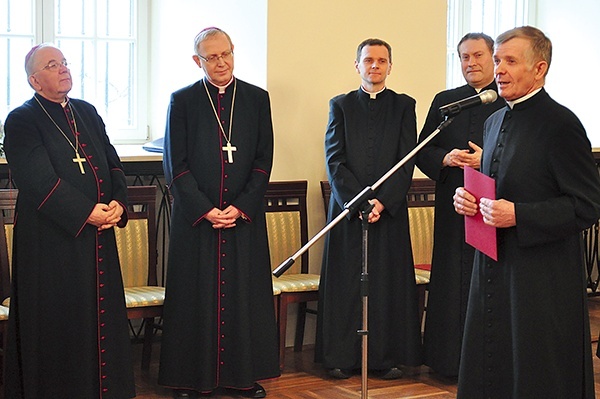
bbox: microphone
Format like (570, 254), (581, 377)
(439, 89), (498, 117)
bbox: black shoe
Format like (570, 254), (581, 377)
(240, 382), (266, 398)
(173, 389), (198, 398)
(379, 367), (403, 380)
(328, 368), (352, 379)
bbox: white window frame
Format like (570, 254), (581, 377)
(1, 0), (148, 144)
(446, 0), (538, 89)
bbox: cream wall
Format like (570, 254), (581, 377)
(267, 0), (446, 346)
(148, 0), (448, 346)
(267, 0), (447, 275)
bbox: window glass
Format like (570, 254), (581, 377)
(0, 0), (146, 143)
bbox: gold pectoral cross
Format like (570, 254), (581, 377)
(73, 152), (86, 174)
(222, 142), (237, 163)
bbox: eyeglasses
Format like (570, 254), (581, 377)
(34, 60), (69, 74)
(196, 50), (233, 65)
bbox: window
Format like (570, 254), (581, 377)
(0, 0), (148, 143)
(446, 0), (537, 89)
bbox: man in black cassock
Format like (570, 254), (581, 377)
(454, 26), (600, 398)
(158, 27), (279, 398)
(3, 44), (135, 398)
(315, 38), (422, 379)
(416, 32), (504, 378)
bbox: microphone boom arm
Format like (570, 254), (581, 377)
(272, 117), (455, 277)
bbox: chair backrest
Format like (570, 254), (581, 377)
(0, 189), (17, 303)
(407, 179), (435, 267)
(116, 186), (158, 287)
(0, 186), (158, 298)
(264, 181), (309, 275)
(319, 178), (436, 266)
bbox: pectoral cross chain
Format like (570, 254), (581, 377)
(73, 152), (86, 174)
(222, 142), (237, 163)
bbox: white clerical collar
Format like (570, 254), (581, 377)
(360, 85), (386, 99)
(472, 79), (495, 94)
(507, 87), (542, 109)
(206, 76), (235, 94)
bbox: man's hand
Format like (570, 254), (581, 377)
(87, 201), (124, 231)
(206, 205), (242, 229)
(453, 187), (478, 216)
(443, 141), (482, 169)
(454, 187), (516, 228)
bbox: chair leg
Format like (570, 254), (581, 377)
(141, 317), (155, 370)
(278, 296), (288, 371)
(293, 302), (307, 352)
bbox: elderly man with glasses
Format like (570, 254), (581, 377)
(2, 43), (135, 398)
(158, 27), (279, 398)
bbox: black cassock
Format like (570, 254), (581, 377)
(416, 82), (504, 377)
(457, 89), (600, 399)
(315, 88), (423, 370)
(3, 94), (135, 398)
(159, 78), (279, 392)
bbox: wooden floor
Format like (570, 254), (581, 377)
(134, 296), (600, 398)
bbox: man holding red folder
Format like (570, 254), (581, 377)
(453, 26), (600, 399)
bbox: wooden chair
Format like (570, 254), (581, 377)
(0, 186), (163, 370)
(266, 180), (319, 371)
(0, 189), (16, 384)
(116, 185), (164, 370)
(319, 179), (434, 323)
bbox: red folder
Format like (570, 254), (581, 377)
(464, 166), (497, 261)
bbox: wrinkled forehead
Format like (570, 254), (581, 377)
(33, 46), (65, 65)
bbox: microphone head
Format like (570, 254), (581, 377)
(480, 89), (498, 104)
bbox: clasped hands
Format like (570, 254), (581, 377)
(443, 141), (482, 169)
(453, 187), (516, 228)
(87, 200), (124, 231)
(358, 198), (385, 224)
(206, 205), (242, 229)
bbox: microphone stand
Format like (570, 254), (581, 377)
(273, 117), (454, 398)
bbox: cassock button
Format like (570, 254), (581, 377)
(87, 155), (93, 159)
(82, 143), (87, 147)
